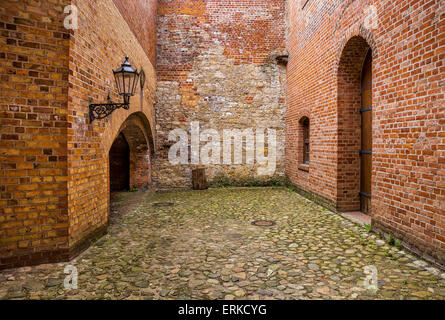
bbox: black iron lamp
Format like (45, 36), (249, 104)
(89, 56), (140, 122)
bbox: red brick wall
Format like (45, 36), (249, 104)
(286, 0), (444, 265)
(157, 0), (286, 74)
(112, 0), (157, 66)
(0, 0), (71, 269)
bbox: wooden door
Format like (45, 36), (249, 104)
(360, 50), (372, 214)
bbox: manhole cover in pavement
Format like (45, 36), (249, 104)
(251, 220), (276, 227)
(152, 202), (175, 207)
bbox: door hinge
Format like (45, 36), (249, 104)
(359, 192), (371, 199)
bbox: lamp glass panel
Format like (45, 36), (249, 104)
(125, 72), (138, 96)
(124, 72), (129, 95)
(114, 72), (123, 95)
(131, 72), (139, 95)
(114, 72), (125, 95)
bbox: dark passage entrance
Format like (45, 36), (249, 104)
(337, 36), (372, 213)
(109, 133), (130, 191)
(360, 50), (372, 214)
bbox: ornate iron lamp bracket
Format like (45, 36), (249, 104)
(89, 94), (129, 122)
(88, 56), (140, 123)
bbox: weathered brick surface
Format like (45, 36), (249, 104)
(112, 0), (157, 65)
(286, 0), (444, 265)
(154, 0), (287, 188)
(67, 0), (156, 250)
(0, 0), (71, 269)
(0, 0), (156, 269)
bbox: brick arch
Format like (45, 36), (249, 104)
(298, 115), (310, 165)
(104, 112), (155, 156)
(335, 24), (378, 73)
(299, 115), (310, 125)
(296, 109), (311, 122)
(108, 112), (154, 190)
(336, 35), (372, 212)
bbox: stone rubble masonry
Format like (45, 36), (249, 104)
(0, 0), (157, 270)
(286, 0), (444, 266)
(153, 0), (288, 189)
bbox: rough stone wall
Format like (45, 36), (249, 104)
(154, 0), (287, 189)
(286, 0), (444, 265)
(0, 0), (71, 269)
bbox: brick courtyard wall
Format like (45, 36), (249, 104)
(286, 0), (444, 265)
(0, 0), (156, 269)
(67, 0), (156, 252)
(154, 0), (287, 188)
(0, 0), (71, 269)
(112, 0), (157, 66)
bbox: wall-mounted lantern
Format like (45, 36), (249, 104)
(89, 56), (140, 122)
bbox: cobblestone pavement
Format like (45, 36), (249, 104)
(1, 187), (444, 300)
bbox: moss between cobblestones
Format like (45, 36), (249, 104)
(209, 174), (288, 188)
(209, 175), (337, 212)
(0, 188), (444, 300)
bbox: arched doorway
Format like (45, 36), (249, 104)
(337, 36), (372, 214)
(108, 113), (153, 194)
(109, 133), (130, 191)
(360, 50), (372, 214)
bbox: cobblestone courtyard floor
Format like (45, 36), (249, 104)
(1, 187), (444, 300)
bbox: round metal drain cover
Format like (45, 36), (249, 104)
(152, 202), (175, 207)
(251, 220), (276, 227)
